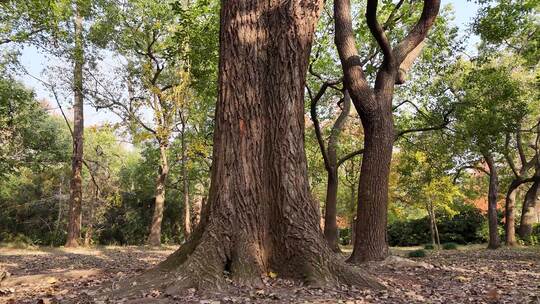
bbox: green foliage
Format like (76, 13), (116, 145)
(474, 0), (539, 64)
(442, 242), (458, 250)
(424, 244), (435, 250)
(0, 78), (70, 178)
(0, 232), (35, 248)
(518, 224), (540, 246)
(339, 228), (352, 246)
(388, 207), (487, 246)
(408, 249), (427, 258)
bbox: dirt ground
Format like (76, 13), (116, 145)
(0, 244), (539, 303)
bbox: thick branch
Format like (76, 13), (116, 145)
(366, 0), (394, 64)
(393, 0), (441, 83)
(334, 0), (377, 115)
(504, 132), (520, 178)
(516, 126), (527, 167)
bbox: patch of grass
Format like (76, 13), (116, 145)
(424, 244), (435, 250)
(408, 249), (427, 258)
(442, 242), (458, 250)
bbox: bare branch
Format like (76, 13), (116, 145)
(309, 82), (334, 169)
(337, 148), (364, 168)
(453, 164), (489, 183)
(395, 107), (453, 139)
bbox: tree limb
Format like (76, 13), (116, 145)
(393, 0), (441, 83)
(504, 132), (520, 178)
(337, 148), (364, 168)
(366, 0), (394, 64)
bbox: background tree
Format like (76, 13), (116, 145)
(334, 0), (441, 262)
(89, 0), (196, 246)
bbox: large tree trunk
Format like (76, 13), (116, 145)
(65, 7), (84, 248)
(504, 180), (519, 246)
(519, 179), (540, 239)
(118, 1), (381, 295)
(148, 143), (169, 246)
(349, 113), (394, 262)
(346, 106), (394, 262)
(484, 153), (501, 249)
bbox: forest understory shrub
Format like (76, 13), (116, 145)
(442, 242), (458, 250)
(388, 207), (487, 246)
(408, 249), (427, 258)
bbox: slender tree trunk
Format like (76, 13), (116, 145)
(65, 7), (84, 248)
(324, 170), (340, 252)
(505, 181), (519, 246)
(117, 2), (381, 295)
(148, 143), (169, 246)
(54, 176), (64, 243)
(321, 92), (351, 252)
(519, 179), (540, 239)
(484, 153), (501, 249)
(349, 182), (356, 246)
(181, 123), (191, 240)
(427, 203), (435, 246)
(433, 207), (441, 249)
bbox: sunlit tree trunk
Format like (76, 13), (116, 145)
(519, 179), (540, 239)
(484, 153), (501, 249)
(66, 6), (84, 248)
(181, 120), (191, 240)
(334, 0), (440, 262)
(148, 142), (169, 246)
(505, 182), (519, 246)
(118, 1), (381, 294)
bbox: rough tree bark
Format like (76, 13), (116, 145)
(504, 183), (518, 246)
(484, 152), (501, 249)
(65, 6), (84, 248)
(519, 177), (540, 239)
(334, 0), (440, 262)
(516, 122), (540, 240)
(148, 142), (169, 246)
(503, 130), (537, 246)
(117, 1), (381, 295)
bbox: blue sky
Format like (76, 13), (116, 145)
(16, 0), (480, 126)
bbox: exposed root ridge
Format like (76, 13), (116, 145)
(297, 257), (384, 290)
